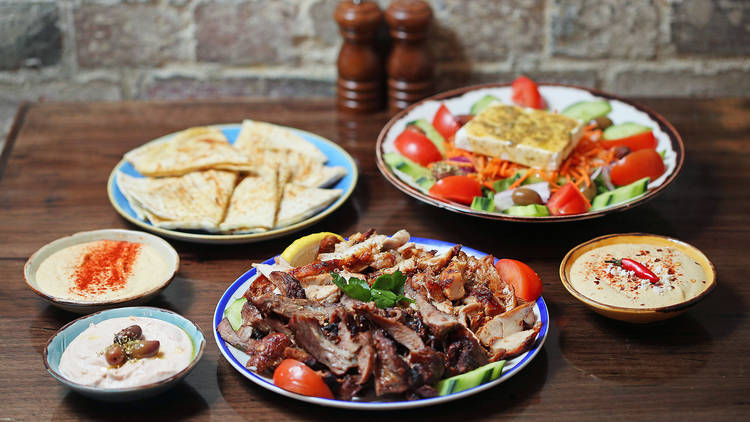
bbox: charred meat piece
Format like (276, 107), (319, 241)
(318, 234), (342, 254)
(245, 332), (293, 374)
(405, 283), (461, 339)
(282, 346), (317, 368)
(241, 301), (272, 334)
(217, 318), (258, 352)
(372, 329), (412, 396)
(244, 274), (275, 299)
(355, 331), (376, 385)
(268, 271), (307, 299)
(445, 327), (489, 377)
(337, 374), (364, 401)
(289, 259), (345, 280)
(468, 255), (516, 312)
(438, 256), (467, 300)
(251, 294), (335, 325)
(406, 385), (439, 401)
(288, 315), (357, 376)
(465, 281), (506, 318)
(408, 347), (445, 386)
(358, 304), (425, 352)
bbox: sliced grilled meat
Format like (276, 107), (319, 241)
(241, 301), (272, 334)
(439, 256), (467, 300)
(445, 327), (489, 377)
(268, 271), (306, 299)
(355, 331), (376, 385)
(245, 332), (293, 374)
(407, 347), (445, 386)
(318, 234), (342, 254)
(244, 274), (275, 299)
(372, 329), (411, 396)
(217, 318), (258, 352)
(405, 283), (461, 339)
(251, 294), (335, 325)
(288, 315), (357, 376)
(358, 304), (425, 352)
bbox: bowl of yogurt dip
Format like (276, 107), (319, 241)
(560, 233), (716, 323)
(25, 229), (179, 313)
(43, 307), (205, 401)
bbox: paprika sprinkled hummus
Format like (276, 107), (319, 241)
(35, 240), (171, 302)
(569, 243), (709, 308)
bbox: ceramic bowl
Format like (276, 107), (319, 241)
(43, 306), (205, 402)
(559, 233), (716, 323)
(24, 229), (179, 314)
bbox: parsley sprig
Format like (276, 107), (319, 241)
(330, 270), (415, 309)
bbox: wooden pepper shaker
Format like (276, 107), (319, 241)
(335, 0), (384, 113)
(385, 0), (434, 114)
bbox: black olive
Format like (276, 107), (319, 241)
(114, 325), (143, 344)
(613, 145), (631, 159)
(594, 116), (613, 130)
(512, 188), (543, 206)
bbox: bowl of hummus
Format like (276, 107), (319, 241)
(24, 229), (179, 313)
(43, 307), (205, 401)
(560, 233), (716, 323)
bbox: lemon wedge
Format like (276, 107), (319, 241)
(280, 232), (344, 267)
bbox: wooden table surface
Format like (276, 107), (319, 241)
(1, 98), (748, 421)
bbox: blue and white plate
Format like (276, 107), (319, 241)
(213, 237), (549, 410)
(44, 307), (205, 402)
(107, 123), (358, 244)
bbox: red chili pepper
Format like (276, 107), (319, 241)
(605, 258), (659, 284)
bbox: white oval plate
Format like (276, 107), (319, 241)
(213, 237), (549, 409)
(108, 123), (358, 244)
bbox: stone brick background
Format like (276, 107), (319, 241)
(1, 0), (749, 143)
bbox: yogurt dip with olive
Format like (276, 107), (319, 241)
(58, 316), (193, 388)
(569, 243), (709, 308)
(35, 240), (172, 302)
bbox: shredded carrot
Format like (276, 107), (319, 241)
(508, 171), (533, 189)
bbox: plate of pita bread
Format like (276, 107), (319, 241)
(107, 120), (357, 244)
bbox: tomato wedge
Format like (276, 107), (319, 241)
(495, 259), (543, 302)
(432, 103), (461, 140)
(610, 149), (665, 186)
(547, 182), (590, 216)
(273, 359), (334, 399)
(428, 175), (482, 205)
(394, 126), (442, 166)
(600, 131), (657, 151)
(511, 76), (546, 109)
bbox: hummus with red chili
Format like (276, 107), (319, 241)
(58, 316), (193, 388)
(569, 243), (709, 308)
(35, 240), (171, 301)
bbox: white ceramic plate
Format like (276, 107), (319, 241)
(24, 229), (179, 314)
(376, 83), (685, 222)
(108, 123), (358, 244)
(213, 237), (549, 409)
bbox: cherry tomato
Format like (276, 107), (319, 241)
(546, 182), (589, 216)
(511, 76), (546, 109)
(495, 259), (543, 302)
(432, 103), (461, 140)
(428, 175), (482, 205)
(610, 149), (665, 186)
(273, 359), (334, 399)
(600, 131), (657, 151)
(394, 126), (442, 166)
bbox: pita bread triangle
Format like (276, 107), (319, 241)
(219, 166), (280, 233)
(275, 183), (343, 228)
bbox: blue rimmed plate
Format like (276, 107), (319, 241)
(107, 123), (358, 244)
(213, 237), (549, 409)
(44, 306), (206, 402)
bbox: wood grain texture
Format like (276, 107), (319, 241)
(0, 98), (748, 421)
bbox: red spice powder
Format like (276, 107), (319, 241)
(71, 240), (142, 295)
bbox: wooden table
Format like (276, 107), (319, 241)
(1, 98), (748, 421)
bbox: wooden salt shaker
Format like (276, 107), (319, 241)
(335, 0), (384, 113)
(385, 0), (434, 114)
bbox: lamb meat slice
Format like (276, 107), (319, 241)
(217, 318), (258, 352)
(445, 327), (489, 377)
(407, 347), (446, 386)
(245, 332), (293, 374)
(356, 304), (425, 352)
(268, 271), (307, 299)
(487, 322), (542, 361)
(355, 331), (376, 385)
(241, 301), (272, 334)
(476, 301), (537, 347)
(337, 374), (364, 401)
(264, 318), (295, 339)
(250, 294), (335, 325)
(288, 315), (357, 376)
(372, 329), (411, 396)
(408, 385), (438, 400)
(283, 345), (317, 368)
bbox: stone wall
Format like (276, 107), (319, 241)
(1, 0), (749, 139)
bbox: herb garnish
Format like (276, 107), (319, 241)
(331, 271), (415, 309)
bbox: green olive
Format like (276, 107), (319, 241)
(594, 116), (613, 130)
(512, 188), (543, 206)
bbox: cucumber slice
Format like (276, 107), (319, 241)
(590, 177), (650, 210)
(493, 171), (524, 192)
(416, 176), (436, 192)
(384, 152), (434, 182)
(603, 122), (651, 140)
(408, 119), (447, 155)
(435, 361), (505, 396)
(224, 297), (247, 331)
(470, 95), (501, 115)
(505, 204), (550, 217)
(471, 196), (495, 212)
(561, 100), (612, 123)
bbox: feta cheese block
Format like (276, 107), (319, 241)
(454, 104), (584, 171)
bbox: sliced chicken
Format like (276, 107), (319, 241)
(487, 322), (542, 361)
(476, 301), (537, 347)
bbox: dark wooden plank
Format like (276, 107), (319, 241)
(0, 98), (748, 421)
